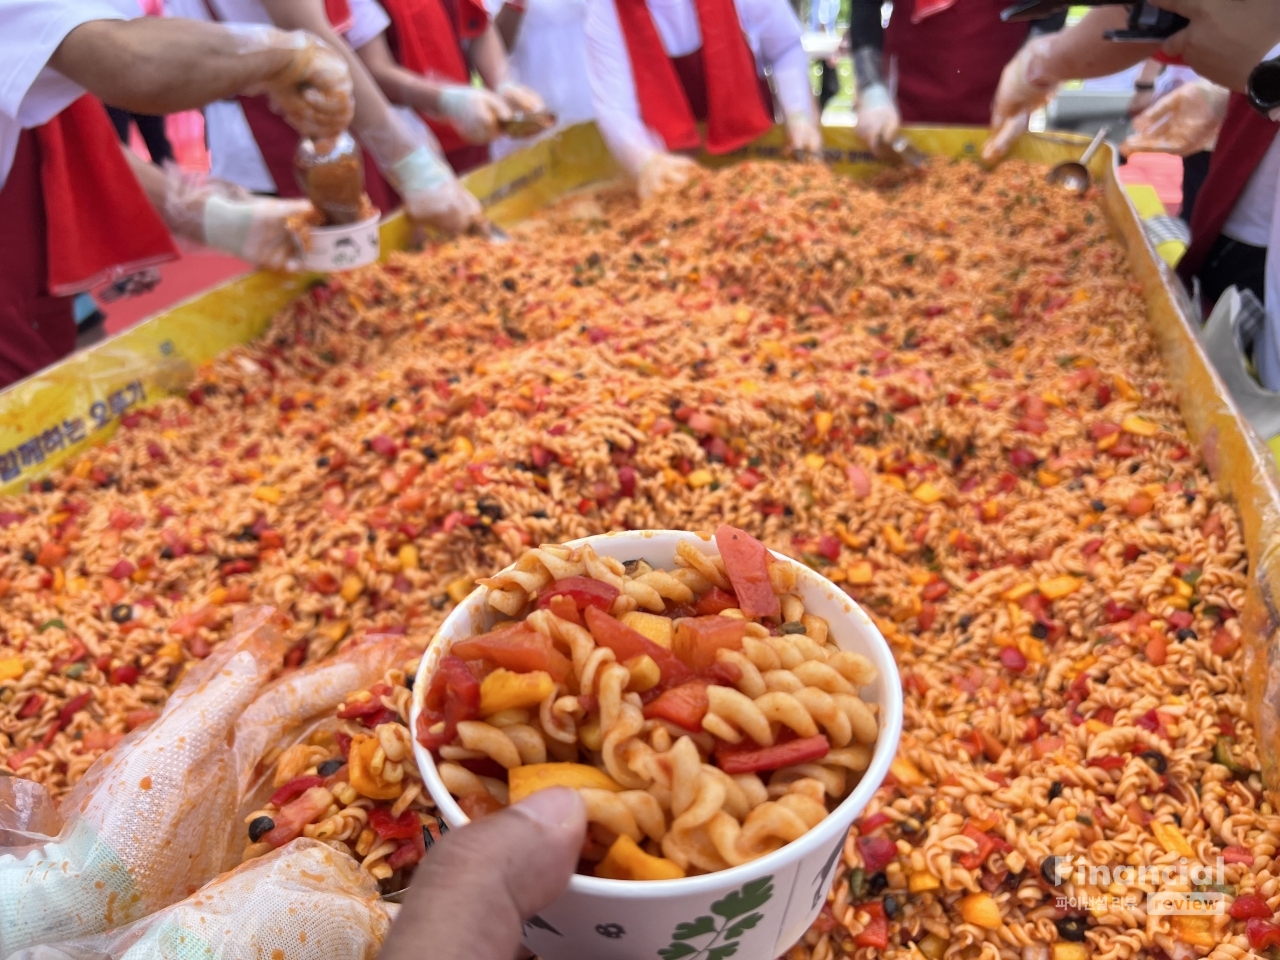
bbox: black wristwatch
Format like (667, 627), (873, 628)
(1249, 56), (1280, 116)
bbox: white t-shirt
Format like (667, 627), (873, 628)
(0, 0), (142, 187)
(1250, 42), (1280, 390)
(164, 0), (389, 192)
(1223, 129), (1280, 249)
(484, 0), (596, 160)
(583, 0), (810, 175)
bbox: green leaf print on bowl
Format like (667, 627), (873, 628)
(658, 877), (774, 960)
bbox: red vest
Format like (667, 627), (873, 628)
(884, 0), (1029, 126)
(1179, 93), (1279, 283)
(613, 0), (773, 154)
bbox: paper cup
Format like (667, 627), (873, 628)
(301, 213), (380, 273)
(411, 530), (903, 960)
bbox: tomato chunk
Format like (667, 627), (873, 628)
(369, 807), (423, 842)
(269, 775), (325, 808)
(536, 576), (619, 613)
(1224, 846), (1254, 865)
(642, 680), (709, 731)
(694, 587), (739, 615)
(416, 655), (482, 751)
(263, 786), (332, 848)
(673, 615), (747, 670)
(1230, 893), (1273, 920)
(857, 835), (897, 873)
(1248, 919), (1280, 951)
(584, 606), (692, 685)
(714, 525), (780, 619)
(852, 901), (888, 949)
(452, 623), (571, 682)
(546, 594), (581, 626)
(715, 734), (830, 774)
(458, 790), (505, 820)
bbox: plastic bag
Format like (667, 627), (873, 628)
(1121, 80), (1230, 157)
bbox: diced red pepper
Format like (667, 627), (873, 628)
(852, 901), (888, 949)
(957, 824), (1004, 870)
(618, 465), (637, 498)
(584, 606), (692, 685)
(1088, 755), (1127, 771)
(922, 580), (949, 601)
(1212, 629), (1239, 656)
(857, 835), (898, 874)
(263, 786), (332, 848)
(369, 807), (423, 842)
(1136, 709), (1161, 733)
(337, 684), (394, 720)
(57, 692), (92, 729)
(1103, 600), (1134, 623)
(858, 811), (892, 834)
(536, 576), (619, 614)
(714, 524), (780, 619)
(36, 542), (68, 568)
(1224, 846), (1254, 865)
(416, 655), (482, 752)
(1247, 919), (1280, 951)
(1145, 633), (1167, 666)
(642, 680), (710, 731)
(270, 775), (326, 807)
(695, 587), (740, 615)
(109, 559), (136, 580)
(452, 623), (572, 682)
(1230, 894), (1273, 920)
(17, 693), (44, 720)
(110, 664), (139, 685)
(716, 734), (830, 775)
(999, 646), (1027, 673)
(1167, 611), (1194, 630)
(1009, 448), (1037, 469)
(917, 603), (937, 631)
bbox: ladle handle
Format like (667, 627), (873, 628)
(1079, 125), (1110, 165)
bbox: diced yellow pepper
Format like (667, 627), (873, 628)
(1017, 636), (1047, 664)
(1121, 415), (1159, 438)
(1051, 945), (1088, 960)
(340, 575), (364, 604)
(398, 545), (419, 572)
(1171, 916), (1215, 948)
(803, 453), (826, 471)
(845, 561), (874, 585)
(508, 763), (624, 804)
(981, 500), (1001, 521)
(1114, 376), (1141, 401)
(883, 525), (908, 555)
(1039, 575), (1083, 600)
(908, 570), (934, 586)
(1096, 432), (1119, 451)
(596, 835), (687, 881)
(1151, 821), (1195, 858)
(156, 643), (182, 662)
(447, 577), (474, 604)
(912, 481), (944, 504)
(253, 486), (282, 504)
(1037, 469), (1061, 488)
(1003, 582), (1036, 602)
(890, 755), (925, 786)
(578, 716), (603, 752)
(916, 934), (949, 960)
(958, 893), (1002, 929)
(1170, 577), (1193, 599)
(1065, 654), (1098, 681)
(687, 469), (714, 488)
(621, 612), (674, 648)
(480, 669), (556, 716)
(1085, 719), (1110, 735)
(881, 474), (907, 491)
(452, 436), (474, 457)
(318, 620), (350, 644)
(835, 523), (862, 548)
(72, 459), (93, 480)
(209, 587), (228, 605)
(348, 734), (403, 800)
(0, 658), (26, 682)
(1042, 390), (1065, 407)
(909, 871), (941, 893)
(814, 411), (833, 439)
(624, 655), (661, 693)
(52, 568), (65, 593)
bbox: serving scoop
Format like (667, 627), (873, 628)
(1046, 126), (1109, 197)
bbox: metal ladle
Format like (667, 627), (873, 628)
(1046, 126), (1110, 196)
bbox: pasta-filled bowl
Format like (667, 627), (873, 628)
(411, 529), (902, 960)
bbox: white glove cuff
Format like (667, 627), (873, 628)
(438, 86), (474, 122)
(389, 145), (455, 196)
(203, 195), (253, 258)
(857, 83), (895, 112)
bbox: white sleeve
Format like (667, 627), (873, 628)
(1263, 161), (1280, 391)
(0, 0), (140, 120)
(734, 0), (812, 121)
(345, 0), (391, 50)
(584, 0), (665, 177)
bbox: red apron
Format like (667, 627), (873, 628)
(1178, 93), (1279, 283)
(884, 0), (1029, 126)
(0, 97), (177, 388)
(614, 0), (774, 155)
(382, 0), (493, 174)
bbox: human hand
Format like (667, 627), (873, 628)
(1126, 86), (1155, 117)
(203, 193), (313, 271)
(234, 26), (354, 139)
(983, 35), (1060, 163)
(855, 83), (900, 152)
(496, 81), (546, 115)
(786, 113), (823, 158)
(388, 145), (484, 234)
(1152, 0), (1280, 93)
(637, 152), (699, 200)
(379, 788), (587, 960)
(1120, 79), (1229, 156)
(438, 85), (512, 144)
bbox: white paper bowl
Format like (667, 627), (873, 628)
(411, 530), (903, 960)
(300, 212), (380, 273)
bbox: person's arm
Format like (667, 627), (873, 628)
(745, 0), (820, 151)
(845, 0), (882, 52)
(1152, 0), (1280, 93)
(494, 2), (526, 51)
(582, 0), (665, 176)
(470, 23), (511, 89)
(355, 31), (448, 116)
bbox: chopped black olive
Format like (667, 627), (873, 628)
(316, 456), (330, 468)
(1031, 622), (1049, 640)
(159, 546), (175, 560)
(502, 278), (517, 292)
(385, 396), (398, 409)
(317, 758), (346, 777)
(1139, 751), (1167, 774)
(867, 872), (888, 896)
(1128, 462), (1141, 474)
(957, 614), (973, 630)
(623, 560), (641, 575)
(1183, 493), (1196, 505)
(882, 895), (900, 919)
(779, 621), (807, 635)
(1048, 781), (1063, 801)
(1176, 628), (1197, 642)
(422, 446), (438, 461)
(110, 604), (132, 624)
(237, 525), (259, 542)
(531, 510), (548, 519)
(1041, 856), (1067, 887)
(41, 479), (55, 492)
(22, 550), (36, 564)
(248, 815), (275, 843)
(1055, 917), (1087, 942)
(367, 531), (377, 544)
(430, 594), (449, 610)
(1090, 499), (1106, 511)
(477, 500), (504, 521)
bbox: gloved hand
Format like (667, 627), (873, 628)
(983, 36), (1059, 163)
(231, 25), (354, 139)
(3, 841), (393, 960)
(855, 83), (900, 152)
(785, 113), (823, 158)
(496, 80), (545, 115)
(1120, 79), (1230, 157)
(0, 615), (404, 956)
(637, 152), (699, 200)
(387, 145), (484, 235)
(438, 85), (512, 144)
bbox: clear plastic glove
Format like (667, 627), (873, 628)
(388, 145), (484, 235)
(496, 80), (545, 115)
(438, 85), (512, 144)
(1120, 79), (1230, 157)
(232, 25), (354, 139)
(785, 114), (823, 158)
(855, 83), (900, 152)
(4, 841), (392, 960)
(161, 166), (310, 271)
(0, 614), (404, 955)
(637, 152), (699, 201)
(984, 36), (1059, 164)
